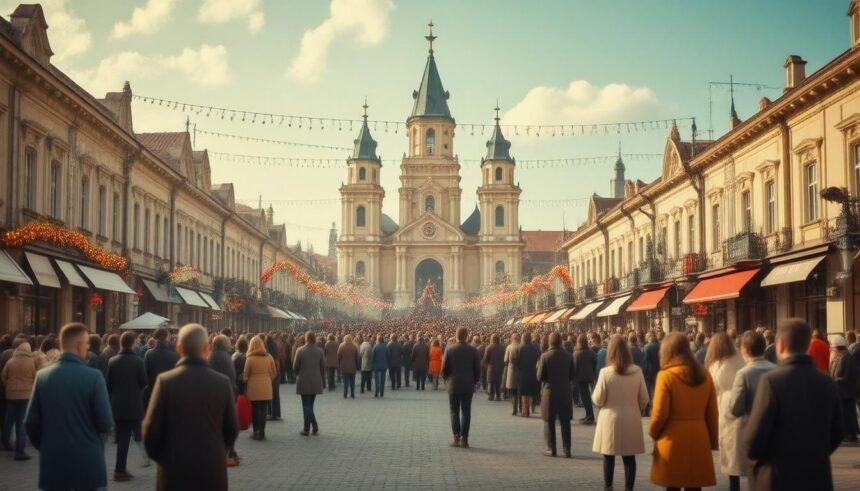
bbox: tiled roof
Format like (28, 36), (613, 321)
(675, 140), (714, 163)
(136, 132), (187, 170)
(593, 196), (623, 214)
(521, 230), (569, 253)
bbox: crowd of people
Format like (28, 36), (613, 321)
(0, 312), (857, 490)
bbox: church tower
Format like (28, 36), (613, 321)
(610, 150), (625, 199)
(337, 101), (384, 290)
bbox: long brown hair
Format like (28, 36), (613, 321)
(659, 332), (705, 386)
(606, 334), (633, 375)
(704, 332), (736, 368)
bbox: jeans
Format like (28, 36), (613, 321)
(578, 382), (594, 420)
(389, 366), (402, 389)
(545, 416), (571, 451)
(327, 367), (337, 390)
(300, 394), (318, 432)
(251, 400), (268, 435)
(414, 370), (426, 390)
(343, 374), (356, 398)
(603, 455), (636, 490)
(374, 370), (386, 397)
(114, 419), (138, 472)
(361, 371), (372, 392)
(449, 392), (474, 438)
(2, 399), (27, 455)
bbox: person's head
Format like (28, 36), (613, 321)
(511, 333), (520, 343)
(659, 331), (705, 385)
(776, 318), (812, 359)
(763, 329), (775, 345)
(846, 331), (857, 345)
(107, 334), (120, 350)
(376, 334), (384, 343)
(704, 332), (737, 368)
(576, 334), (589, 350)
(221, 328), (233, 338)
(88, 334), (101, 353)
(627, 333), (637, 347)
(212, 334), (231, 351)
(236, 336), (249, 354)
(153, 327), (170, 342)
(812, 328), (823, 340)
(305, 331), (316, 344)
(120, 331), (137, 350)
(522, 332), (532, 344)
(60, 323), (90, 360)
(606, 334), (633, 375)
(456, 327), (468, 342)
(829, 335), (848, 352)
(431, 339), (440, 347)
(328, 333), (335, 341)
(40, 335), (58, 353)
(177, 324), (210, 359)
(695, 332), (706, 347)
(739, 330), (766, 362)
(490, 333), (499, 344)
(343, 334), (353, 344)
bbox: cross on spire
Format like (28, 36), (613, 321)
(425, 21), (437, 54)
(494, 99), (501, 123)
(362, 97), (368, 121)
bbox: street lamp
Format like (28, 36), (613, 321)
(820, 186), (860, 334)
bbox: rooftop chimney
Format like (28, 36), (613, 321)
(784, 55), (807, 93)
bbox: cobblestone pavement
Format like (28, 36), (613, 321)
(2, 381), (859, 490)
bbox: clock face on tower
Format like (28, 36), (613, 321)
(422, 222), (437, 238)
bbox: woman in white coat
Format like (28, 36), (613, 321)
(705, 332), (746, 491)
(592, 334), (650, 491)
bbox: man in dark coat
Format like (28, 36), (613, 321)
(294, 331), (326, 435)
(143, 328), (179, 408)
(324, 334), (339, 391)
(745, 318), (843, 491)
(483, 334), (506, 401)
(388, 334), (403, 390)
(144, 324), (238, 491)
(642, 332), (661, 416)
(537, 332), (575, 458)
(412, 336), (430, 390)
(517, 332), (541, 417)
(441, 327), (481, 448)
(209, 334), (240, 466)
(573, 335), (597, 424)
(402, 335), (415, 388)
(106, 331), (148, 481)
(25, 323), (114, 491)
(475, 335), (488, 392)
(371, 336), (390, 398)
(98, 334), (119, 377)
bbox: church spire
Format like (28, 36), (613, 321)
(485, 100), (513, 161)
(411, 21), (451, 119)
(351, 98), (379, 161)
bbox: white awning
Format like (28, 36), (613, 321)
(505, 317), (516, 325)
(267, 306), (292, 319)
(198, 292), (222, 311)
(0, 250), (32, 285)
(174, 286), (209, 308)
(55, 260), (88, 288)
(596, 295), (633, 317)
(120, 312), (171, 331)
(571, 301), (605, 320)
(142, 279), (182, 304)
(760, 255), (827, 287)
(76, 265), (135, 294)
(542, 308), (569, 323)
(288, 311), (307, 320)
(25, 252), (60, 288)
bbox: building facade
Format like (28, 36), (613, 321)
(561, 2), (860, 335)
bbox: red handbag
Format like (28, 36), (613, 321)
(236, 395), (252, 430)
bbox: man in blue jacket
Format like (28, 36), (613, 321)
(371, 335), (389, 398)
(25, 322), (113, 491)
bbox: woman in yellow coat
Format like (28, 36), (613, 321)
(243, 335), (277, 441)
(649, 332), (719, 490)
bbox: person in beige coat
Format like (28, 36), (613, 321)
(1, 342), (36, 460)
(243, 336), (277, 441)
(504, 334), (520, 416)
(592, 335), (649, 491)
(705, 332), (746, 491)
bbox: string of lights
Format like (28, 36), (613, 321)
(239, 197), (591, 208)
(195, 128), (350, 151)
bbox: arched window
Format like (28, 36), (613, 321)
(495, 260), (505, 277)
(356, 260), (366, 278)
(356, 206), (366, 227)
(425, 195), (435, 212)
(495, 167), (503, 181)
(358, 167), (366, 181)
(426, 128), (435, 155)
(495, 205), (504, 227)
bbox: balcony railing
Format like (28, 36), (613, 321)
(576, 284), (597, 303)
(639, 259), (663, 284)
(622, 269), (639, 290)
(603, 277), (619, 295)
(723, 232), (767, 265)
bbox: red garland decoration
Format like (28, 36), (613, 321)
(261, 261), (391, 310)
(459, 266), (573, 309)
(1, 222), (128, 272)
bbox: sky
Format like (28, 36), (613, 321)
(2, 0), (850, 253)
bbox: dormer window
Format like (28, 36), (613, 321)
(426, 129), (435, 155)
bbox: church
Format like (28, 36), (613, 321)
(337, 29), (524, 310)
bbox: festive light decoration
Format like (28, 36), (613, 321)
(196, 128), (350, 151)
(89, 293), (103, 309)
(168, 265), (202, 284)
(458, 265), (573, 309)
(242, 196), (592, 208)
(261, 261), (391, 310)
(1, 222), (128, 272)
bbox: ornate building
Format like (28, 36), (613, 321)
(337, 29), (524, 309)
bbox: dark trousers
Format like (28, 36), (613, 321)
(545, 416), (571, 451)
(285, 362), (295, 382)
(842, 397), (859, 440)
(449, 392), (474, 438)
(343, 374), (356, 398)
(300, 394), (318, 432)
(603, 455), (636, 490)
(269, 379), (281, 419)
(488, 380), (501, 400)
(644, 377), (656, 416)
(251, 400), (268, 435)
(114, 419), (138, 472)
(389, 366), (401, 389)
(2, 399), (27, 455)
(510, 388), (520, 414)
(374, 370), (386, 397)
(578, 382), (594, 419)
(414, 370), (426, 390)
(327, 367), (337, 390)
(480, 367), (487, 391)
(404, 366), (411, 386)
(361, 371), (372, 392)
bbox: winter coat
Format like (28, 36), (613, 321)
(1, 343), (36, 400)
(504, 342), (519, 389)
(294, 344), (325, 395)
(441, 341), (481, 395)
(371, 343), (390, 371)
(482, 342), (506, 384)
(536, 347), (575, 421)
(208, 346), (237, 396)
(337, 342), (360, 375)
(359, 341), (374, 371)
(402, 341), (415, 369)
(324, 340), (339, 368)
(728, 358), (776, 478)
(592, 365), (649, 456)
(143, 342), (180, 406)
(411, 341), (430, 371)
(243, 337), (277, 401)
(807, 337), (830, 372)
(643, 341), (661, 383)
(830, 349), (859, 400)
(231, 351), (247, 395)
(388, 341), (403, 368)
(428, 346), (443, 376)
(516, 342), (541, 396)
(106, 349), (147, 421)
(709, 354), (746, 476)
(573, 347), (597, 383)
(648, 363), (718, 488)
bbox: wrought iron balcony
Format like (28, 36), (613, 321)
(638, 259), (663, 284)
(682, 253), (707, 275)
(622, 269), (639, 290)
(722, 232), (767, 265)
(603, 277), (619, 295)
(576, 284), (597, 302)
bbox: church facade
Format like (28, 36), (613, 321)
(337, 34), (524, 310)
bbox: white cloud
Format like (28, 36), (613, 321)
(287, 0), (395, 84)
(503, 80), (662, 140)
(0, 0), (93, 63)
(70, 44), (232, 96)
(198, 0), (265, 32)
(111, 0), (177, 39)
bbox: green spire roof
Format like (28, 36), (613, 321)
(411, 23), (451, 119)
(351, 99), (379, 161)
(485, 103), (512, 161)
(460, 205), (481, 235)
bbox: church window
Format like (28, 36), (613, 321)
(495, 167), (503, 182)
(356, 206), (366, 227)
(425, 195), (435, 212)
(426, 129), (435, 155)
(495, 260), (505, 278)
(495, 205), (504, 227)
(358, 167), (366, 181)
(356, 261), (366, 278)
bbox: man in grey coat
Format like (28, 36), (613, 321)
(294, 332), (326, 435)
(359, 335), (374, 394)
(441, 327), (481, 448)
(482, 334), (506, 401)
(324, 334), (339, 391)
(729, 331), (775, 477)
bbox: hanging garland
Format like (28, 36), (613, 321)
(1, 222), (128, 272)
(261, 261), (391, 310)
(459, 265), (572, 309)
(168, 264), (202, 284)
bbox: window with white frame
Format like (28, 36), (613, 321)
(673, 220), (681, 258)
(741, 190), (752, 233)
(712, 203), (721, 251)
(765, 180), (776, 235)
(805, 162), (819, 222)
(687, 214), (695, 254)
(144, 209), (151, 253)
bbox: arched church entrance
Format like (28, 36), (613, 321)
(415, 259), (444, 301)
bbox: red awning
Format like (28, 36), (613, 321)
(626, 286), (671, 312)
(683, 268), (760, 304)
